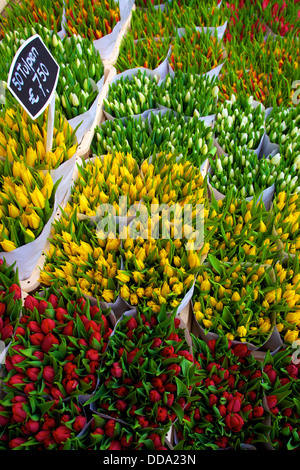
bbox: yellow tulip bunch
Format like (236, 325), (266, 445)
(0, 158), (57, 251)
(192, 254), (279, 346)
(273, 191), (300, 257)
(274, 255), (300, 344)
(0, 106), (77, 170)
(205, 191), (281, 266)
(64, 152), (141, 217)
(39, 209), (121, 303)
(140, 152), (207, 212)
(115, 219), (206, 313)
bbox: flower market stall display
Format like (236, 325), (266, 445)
(0, 259), (22, 347)
(174, 336), (270, 450)
(86, 307), (200, 431)
(0, 0), (300, 453)
(2, 288), (114, 399)
(0, 393), (87, 449)
(91, 111), (216, 166)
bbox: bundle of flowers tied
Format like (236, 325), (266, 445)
(174, 336), (270, 450)
(85, 305), (201, 432)
(2, 287), (115, 399)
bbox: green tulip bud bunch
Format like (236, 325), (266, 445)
(155, 71), (219, 117)
(214, 94), (265, 153)
(209, 146), (279, 197)
(0, 25), (104, 120)
(149, 111), (217, 166)
(103, 71), (159, 118)
(92, 117), (152, 163)
(266, 105), (300, 146)
(275, 165), (300, 195)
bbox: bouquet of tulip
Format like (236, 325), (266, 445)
(91, 111), (216, 166)
(164, 1), (227, 29)
(214, 93), (265, 153)
(64, 152), (141, 218)
(103, 70), (159, 119)
(64, 0), (121, 40)
(117, 228), (203, 312)
(129, 4), (175, 40)
(169, 28), (225, 75)
(272, 191), (300, 257)
(174, 336), (270, 449)
(266, 105), (300, 146)
(86, 306), (201, 431)
(192, 254), (280, 347)
(272, 255), (300, 344)
(39, 210), (121, 303)
(219, 65), (270, 105)
(208, 146), (280, 199)
(204, 192), (281, 265)
(0, 158), (58, 252)
(0, 0), (63, 34)
(0, 26), (105, 121)
(221, 1), (267, 50)
(0, 259), (22, 345)
(0, 105), (77, 170)
(91, 117), (153, 164)
(139, 152), (207, 210)
(78, 415), (170, 450)
(116, 35), (171, 73)
(155, 71), (219, 118)
(149, 111), (216, 167)
(3, 288), (114, 399)
(254, 0), (300, 36)
(262, 347), (300, 450)
(0, 393), (87, 450)
(257, 35), (300, 107)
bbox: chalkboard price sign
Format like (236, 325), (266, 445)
(7, 34), (60, 120)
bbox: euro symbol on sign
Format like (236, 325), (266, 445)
(29, 87), (39, 105)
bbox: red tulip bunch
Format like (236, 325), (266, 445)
(174, 336), (269, 450)
(86, 305), (201, 431)
(0, 393), (86, 450)
(3, 288), (113, 399)
(262, 347), (300, 450)
(255, 0), (300, 36)
(78, 414), (169, 450)
(0, 259), (22, 345)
